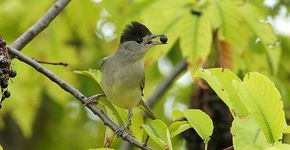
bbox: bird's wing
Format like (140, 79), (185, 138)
(99, 56), (109, 70)
(140, 76), (145, 96)
(138, 99), (157, 120)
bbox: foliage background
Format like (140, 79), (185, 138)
(0, 0), (289, 149)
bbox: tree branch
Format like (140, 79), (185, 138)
(11, 0), (71, 51)
(147, 59), (188, 108)
(8, 46), (152, 150)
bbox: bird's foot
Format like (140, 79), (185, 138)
(115, 125), (127, 136)
(84, 94), (105, 106)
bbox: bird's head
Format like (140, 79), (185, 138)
(118, 21), (166, 58)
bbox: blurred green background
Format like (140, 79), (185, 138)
(0, 0), (290, 149)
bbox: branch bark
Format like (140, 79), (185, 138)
(8, 46), (152, 150)
(11, 0), (71, 51)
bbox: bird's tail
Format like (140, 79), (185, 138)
(138, 99), (157, 120)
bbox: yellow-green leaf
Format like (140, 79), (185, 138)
(171, 109), (213, 143)
(193, 68), (248, 117)
(130, 108), (144, 142)
(143, 119), (172, 150)
(231, 117), (269, 150)
(74, 69), (101, 85)
(264, 143), (290, 150)
(180, 13), (212, 73)
(233, 72), (286, 143)
(169, 121), (191, 138)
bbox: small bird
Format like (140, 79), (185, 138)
(86, 21), (167, 135)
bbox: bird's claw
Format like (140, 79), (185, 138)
(115, 126), (126, 136)
(84, 94), (105, 106)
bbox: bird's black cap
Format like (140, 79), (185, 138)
(120, 21), (152, 43)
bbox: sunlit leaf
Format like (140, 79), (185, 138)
(180, 13), (212, 74)
(169, 121), (191, 138)
(193, 68), (248, 117)
(130, 108), (144, 142)
(142, 0), (184, 64)
(73, 69), (101, 85)
(143, 119), (172, 150)
(171, 109), (213, 143)
(172, 109), (185, 121)
(264, 143), (290, 150)
(283, 126), (290, 134)
(233, 72), (286, 143)
(231, 117), (269, 150)
(238, 3), (280, 74)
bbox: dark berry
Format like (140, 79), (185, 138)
(0, 68), (9, 74)
(0, 59), (10, 66)
(160, 35), (168, 43)
(0, 40), (6, 47)
(3, 91), (10, 98)
(1, 80), (8, 88)
(9, 70), (17, 78)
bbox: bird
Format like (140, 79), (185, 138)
(85, 21), (167, 135)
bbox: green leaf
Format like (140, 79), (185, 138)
(210, 0), (252, 55)
(180, 13), (212, 73)
(130, 108), (144, 142)
(233, 72), (286, 143)
(169, 121), (191, 138)
(183, 109), (213, 143)
(74, 69), (101, 85)
(171, 109), (213, 143)
(283, 126), (290, 134)
(172, 109), (185, 121)
(264, 143), (290, 150)
(142, 0), (184, 64)
(143, 119), (172, 150)
(193, 68), (248, 117)
(231, 117), (269, 150)
(238, 4), (280, 74)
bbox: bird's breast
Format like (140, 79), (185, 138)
(100, 58), (144, 110)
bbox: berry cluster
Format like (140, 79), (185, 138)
(0, 36), (16, 108)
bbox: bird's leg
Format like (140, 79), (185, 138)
(115, 110), (133, 136)
(84, 94), (106, 106)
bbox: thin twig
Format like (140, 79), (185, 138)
(8, 46), (152, 150)
(11, 0), (71, 51)
(33, 59), (69, 67)
(147, 59), (188, 108)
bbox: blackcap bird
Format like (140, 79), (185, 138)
(86, 21), (167, 135)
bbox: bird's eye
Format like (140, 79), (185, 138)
(136, 38), (143, 44)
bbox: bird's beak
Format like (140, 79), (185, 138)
(145, 34), (167, 45)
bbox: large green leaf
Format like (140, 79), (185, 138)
(142, 0), (185, 64)
(231, 117), (269, 150)
(179, 13), (212, 74)
(193, 68), (248, 117)
(238, 3), (281, 74)
(210, 0), (251, 54)
(172, 109), (213, 143)
(143, 119), (172, 150)
(233, 72), (286, 143)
